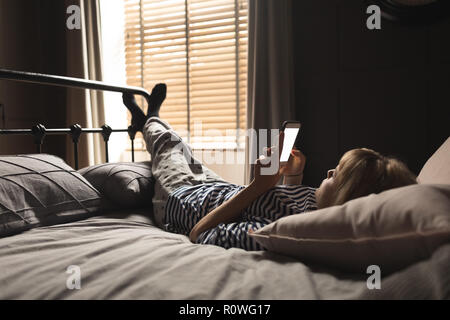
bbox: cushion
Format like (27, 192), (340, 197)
(249, 184), (450, 274)
(418, 137), (450, 184)
(0, 154), (102, 237)
(78, 161), (154, 209)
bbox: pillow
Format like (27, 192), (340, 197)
(0, 154), (102, 237)
(249, 184), (450, 274)
(418, 137), (450, 184)
(78, 161), (154, 209)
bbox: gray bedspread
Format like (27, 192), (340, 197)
(0, 210), (448, 299)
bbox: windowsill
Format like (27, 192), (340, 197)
(124, 147), (246, 153)
(192, 147), (246, 151)
(125, 137), (246, 152)
(120, 147), (246, 185)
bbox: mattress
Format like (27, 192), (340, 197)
(0, 208), (448, 300)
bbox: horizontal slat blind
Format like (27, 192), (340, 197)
(124, 0), (248, 149)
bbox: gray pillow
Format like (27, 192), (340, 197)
(0, 154), (102, 237)
(78, 161), (154, 209)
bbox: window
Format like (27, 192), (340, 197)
(124, 0), (248, 149)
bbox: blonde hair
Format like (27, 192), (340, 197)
(330, 148), (417, 206)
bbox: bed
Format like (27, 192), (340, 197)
(0, 69), (449, 300)
(0, 208), (448, 300)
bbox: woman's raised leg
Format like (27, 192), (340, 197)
(143, 117), (227, 227)
(123, 84), (227, 227)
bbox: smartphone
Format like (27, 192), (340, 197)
(280, 121), (301, 164)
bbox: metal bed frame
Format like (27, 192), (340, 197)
(0, 68), (150, 169)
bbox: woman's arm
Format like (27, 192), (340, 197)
(189, 132), (286, 243)
(283, 174), (303, 185)
(188, 181), (269, 242)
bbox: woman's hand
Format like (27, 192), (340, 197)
(281, 148), (306, 185)
(258, 133), (306, 186)
(252, 131), (285, 191)
(283, 148), (306, 177)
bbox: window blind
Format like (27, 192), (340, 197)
(124, 0), (248, 149)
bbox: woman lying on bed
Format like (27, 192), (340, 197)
(123, 85), (417, 251)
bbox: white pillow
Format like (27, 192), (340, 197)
(418, 137), (450, 184)
(249, 184), (450, 274)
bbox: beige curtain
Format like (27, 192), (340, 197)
(244, 0), (296, 184)
(65, 0), (105, 168)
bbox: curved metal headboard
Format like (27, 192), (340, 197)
(0, 68), (150, 168)
(0, 68), (151, 105)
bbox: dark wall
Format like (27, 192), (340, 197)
(292, 0), (450, 187)
(0, 0), (67, 157)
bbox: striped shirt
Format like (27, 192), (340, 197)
(164, 182), (317, 251)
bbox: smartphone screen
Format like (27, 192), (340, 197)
(280, 123), (301, 163)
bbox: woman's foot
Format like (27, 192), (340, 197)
(147, 83), (166, 118)
(122, 93), (148, 132)
(122, 83), (167, 131)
